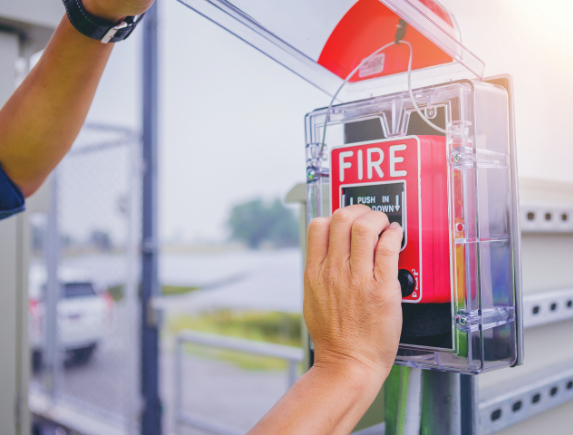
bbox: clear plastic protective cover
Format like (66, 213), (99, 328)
(177, 0), (485, 100)
(305, 80), (521, 374)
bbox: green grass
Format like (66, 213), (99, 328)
(106, 283), (201, 302)
(107, 286), (304, 371)
(182, 344), (293, 371)
(162, 284), (201, 296)
(168, 310), (303, 371)
(168, 310), (302, 346)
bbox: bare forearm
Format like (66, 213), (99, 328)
(248, 363), (387, 435)
(261, 206), (403, 435)
(0, 16), (113, 197)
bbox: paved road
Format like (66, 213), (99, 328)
(161, 344), (292, 435)
(31, 296), (300, 433)
(32, 334), (294, 434)
(31, 303), (140, 427)
(31, 248), (303, 433)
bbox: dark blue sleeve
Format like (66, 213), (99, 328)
(0, 163), (25, 220)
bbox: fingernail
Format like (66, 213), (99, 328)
(390, 222), (401, 229)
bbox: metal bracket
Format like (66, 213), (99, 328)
(455, 307), (515, 333)
(523, 288), (573, 328)
(521, 203), (573, 233)
(479, 360), (573, 434)
(146, 298), (164, 328)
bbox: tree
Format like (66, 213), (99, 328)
(227, 198), (299, 249)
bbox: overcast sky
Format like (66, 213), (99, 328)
(81, 0), (573, 243)
(84, 0), (326, 243)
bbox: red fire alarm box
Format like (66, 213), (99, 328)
(330, 136), (450, 304)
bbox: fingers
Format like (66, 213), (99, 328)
(327, 205), (371, 264)
(374, 222), (403, 284)
(349, 211), (390, 275)
(306, 217), (331, 269)
(309, 207), (401, 283)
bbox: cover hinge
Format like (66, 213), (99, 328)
(455, 307), (515, 333)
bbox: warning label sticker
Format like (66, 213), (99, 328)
(358, 53), (385, 78)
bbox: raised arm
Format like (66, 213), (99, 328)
(0, 0), (153, 197)
(248, 205), (404, 435)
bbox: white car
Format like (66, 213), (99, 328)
(29, 266), (113, 369)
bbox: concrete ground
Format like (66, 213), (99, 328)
(32, 324), (295, 435)
(30, 249), (303, 434)
(161, 347), (291, 435)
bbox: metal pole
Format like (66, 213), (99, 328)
(460, 374), (479, 435)
(43, 173), (61, 399)
(175, 338), (183, 435)
(396, 367), (423, 435)
(125, 138), (143, 435)
(141, 2), (161, 434)
(421, 371), (461, 435)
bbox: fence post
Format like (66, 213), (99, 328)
(287, 359), (297, 389)
(141, 2), (161, 434)
(43, 172), (61, 399)
(175, 337), (183, 435)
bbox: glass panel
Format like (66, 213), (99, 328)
(305, 80), (519, 373)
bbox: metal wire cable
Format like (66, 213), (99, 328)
(319, 40), (446, 154)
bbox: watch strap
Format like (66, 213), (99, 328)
(62, 0), (145, 43)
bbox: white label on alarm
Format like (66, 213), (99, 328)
(359, 53), (385, 78)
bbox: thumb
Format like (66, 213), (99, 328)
(374, 222), (403, 284)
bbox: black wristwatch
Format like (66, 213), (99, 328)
(62, 0), (145, 43)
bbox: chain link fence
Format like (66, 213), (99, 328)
(29, 123), (142, 434)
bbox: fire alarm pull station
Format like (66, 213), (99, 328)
(178, 0), (523, 374)
(330, 136), (450, 304)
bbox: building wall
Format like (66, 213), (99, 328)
(0, 3), (60, 434)
(444, 2), (573, 431)
(0, 0), (62, 29)
(0, 30), (27, 435)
